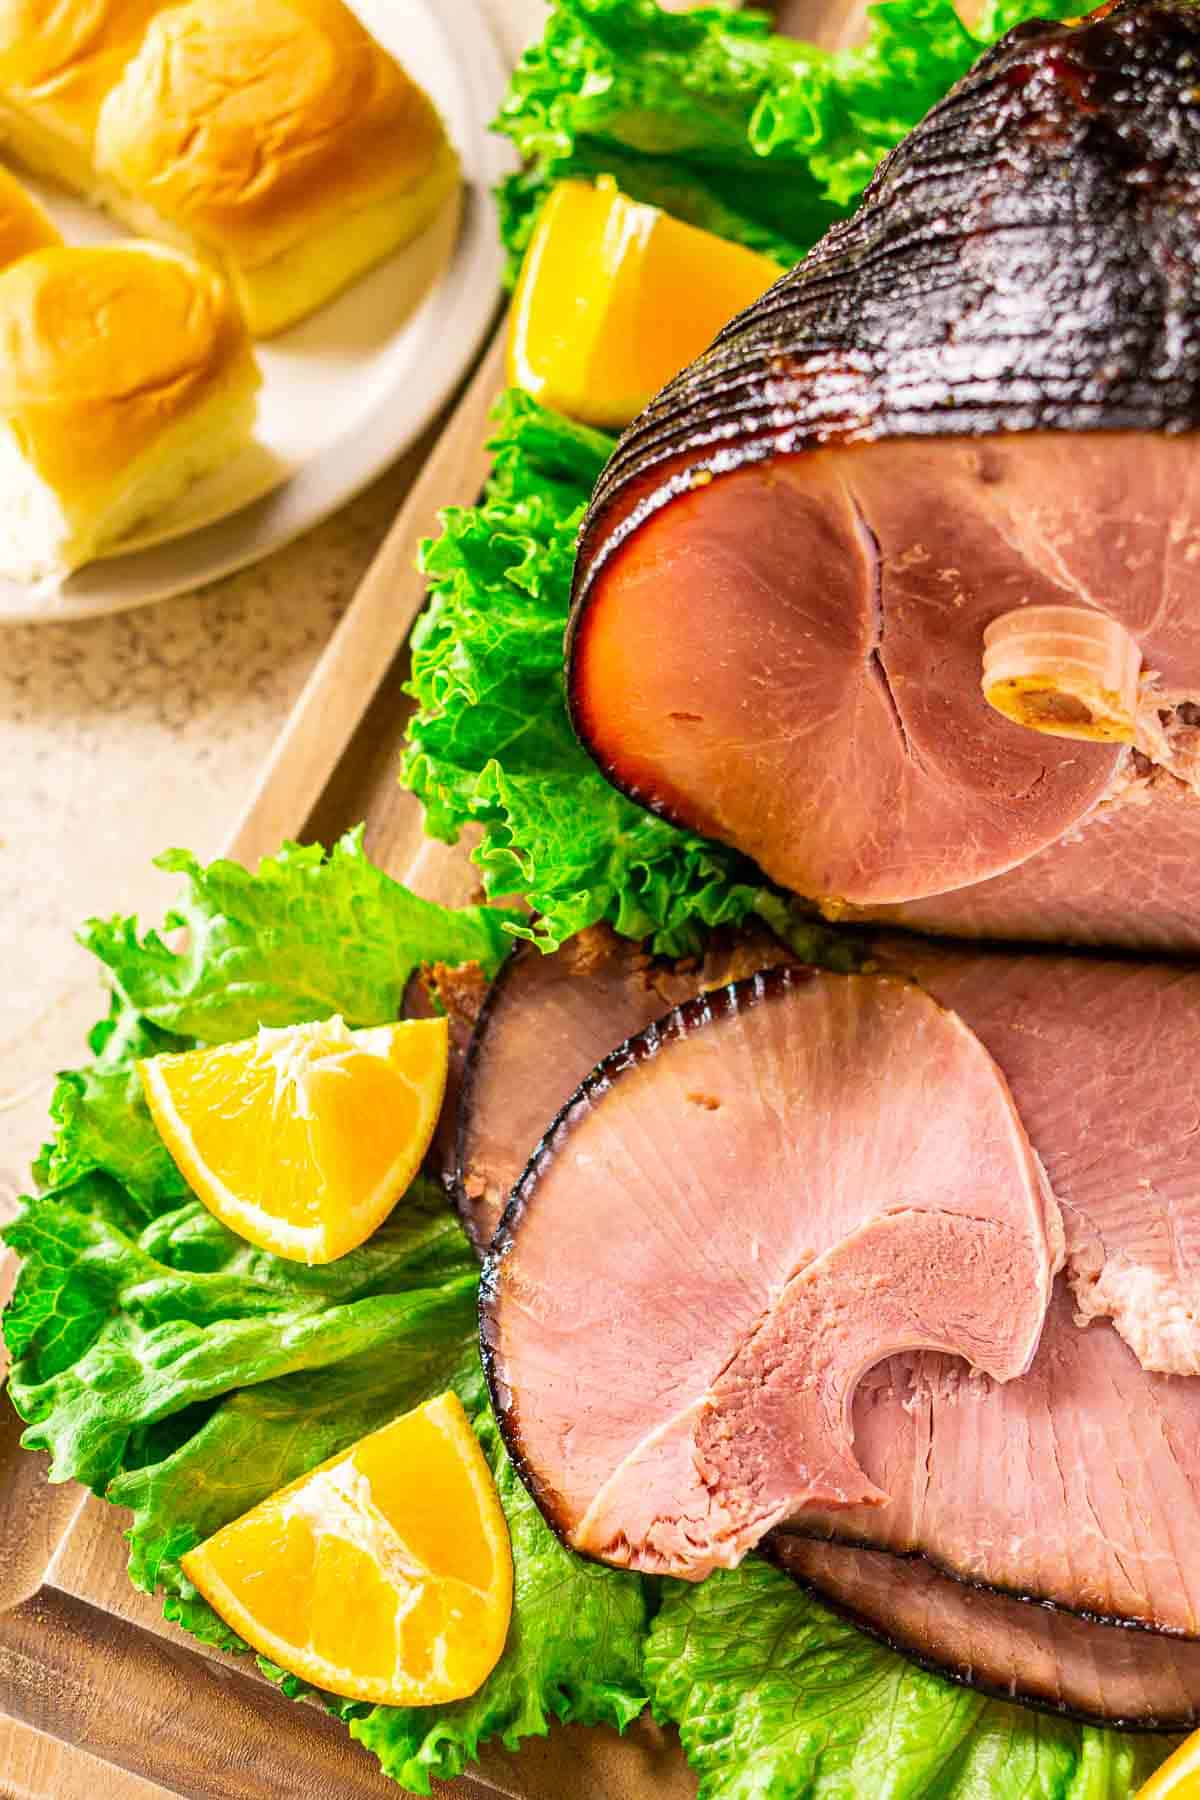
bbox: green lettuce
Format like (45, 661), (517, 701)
(402, 390), (790, 956)
(646, 1562), (1171, 1800)
(494, 0), (1084, 284)
(32, 828), (510, 1209)
(81, 827), (511, 1046)
(6, 1177), (476, 1493)
(2, 833), (649, 1793)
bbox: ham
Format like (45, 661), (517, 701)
(566, 1), (1200, 954)
(482, 965), (1059, 1578)
(864, 936), (1200, 1376)
(455, 923), (792, 1251)
(799, 1280), (1200, 1636)
(774, 1536), (1200, 1730)
(467, 927), (1200, 1376)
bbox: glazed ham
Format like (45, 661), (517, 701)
(567, 0), (1200, 953)
(799, 1280), (1200, 1636)
(467, 930), (1200, 1375)
(455, 923), (791, 1250)
(482, 965), (1060, 1579)
(774, 1536), (1200, 1731)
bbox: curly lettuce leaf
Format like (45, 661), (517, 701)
(646, 1561), (1170, 1800)
(494, 0), (1084, 283)
(4, 824), (651, 1794)
(82, 827), (511, 1046)
(33, 1000), (190, 1214)
(30, 829), (511, 1211)
(5, 1178), (476, 1492)
(402, 391), (782, 955)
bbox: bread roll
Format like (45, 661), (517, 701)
(0, 242), (260, 580)
(0, 0), (163, 194)
(95, 0), (460, 335)
(0, 164), (61, 269)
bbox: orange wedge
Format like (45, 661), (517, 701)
(181, 1391), (513, 1706)
(1138, 1734), (1200, 1798)
(139, 1015), (448, 1265)
(508, 175), (784, 429)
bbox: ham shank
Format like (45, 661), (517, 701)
(567, 0), (1200, 953)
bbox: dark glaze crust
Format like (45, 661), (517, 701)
(768, 1541), (1200, 1733)
(452, 941), (527, 1255)
(479, 963), (816, 1545)
(567, 0), (1200, 711)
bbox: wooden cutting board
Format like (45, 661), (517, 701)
(0, 5), (871, 1792)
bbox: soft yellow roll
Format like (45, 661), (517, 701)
(95, 0), (461, 335)
(0, 0), (164, 194)
(0, 241), (260, 580)
(0, 164), (61, 270)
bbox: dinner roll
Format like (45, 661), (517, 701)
(0, 164), (61, 269)
(0, 0), (163, 195)
(0, 242), (260, 580)
(95, 0), (461, 336)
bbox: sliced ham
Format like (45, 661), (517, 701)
(800, 1281), (1200, 1636)
(854, 762), (1200, 952)
(482, 966), (1059, 1578)
(567, 1), (1200, 954)
(455, 923), (791, 1251)
(774, 1536), (1200, 1730)
(864, 935), (1200, 1376)
(466, 926), (1200, 1376)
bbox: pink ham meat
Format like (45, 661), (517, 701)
(466, 927), (1200, 1374)
(866, 936), (1200, 1375)
(774, 1536), (1200, 1730)
(482, 966), (1059, 1579)
(567, 1), (1200, 954)
(455, 923), (792, 1251)
(800, 1280), (1200, 1636)
(855, 760), (1200, 952)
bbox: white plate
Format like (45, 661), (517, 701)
(1, 0), (511, 624)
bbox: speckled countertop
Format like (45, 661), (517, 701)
(0, 0), (547, 1217)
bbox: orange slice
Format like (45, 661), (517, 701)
(139, 1015), (448, 1264)
(181, 1391), (513, 1706)
(508, 175), (783, 429)
(1138, 1734), (1200, 1799)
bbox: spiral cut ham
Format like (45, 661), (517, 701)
(567, 0), (1200, 953)
(476, 924), (1200, 1731)
(482, 964), (1060, 1579)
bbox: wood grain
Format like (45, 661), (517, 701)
(2, 4), (875, 1795)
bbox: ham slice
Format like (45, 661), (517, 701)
(865, 936), (1200, 1376)
(455, 923), (791, 1251)
(482, 966), (1059, 1578)
(800, 1280), (1200, 1636)
(566, 1), (1200, 954)
(774, 1536), (1200, 1730)
(466, 927), (1200, 1376)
